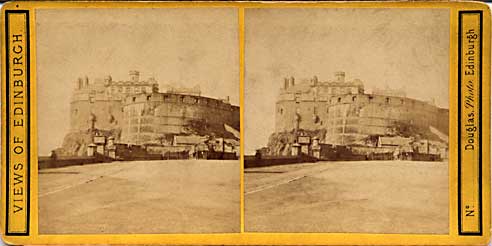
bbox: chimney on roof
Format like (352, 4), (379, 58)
(284, 78), (289, 89)
(129, 70), (140, 83)
(335, 71), (345, 83)
(312, 75), (318, 86)
(84, 75), (89, 87)
(77, 77), (83, 89)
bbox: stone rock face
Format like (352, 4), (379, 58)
(266, 129), (327, 156)
(53, 131), (93, 157)
(180, 119), (235, 139)
(54, 121), (236, 157)
(54, 129), (122, 157)
(265, 122), (445, 157)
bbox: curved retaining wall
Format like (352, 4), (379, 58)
(120, 93), (240, 144)
(275, 93), (449, 145)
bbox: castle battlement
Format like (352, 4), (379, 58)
(72, 70), (159, 103)
(279, 72), (365, 99)
(124, 93), (237, 111)
(327, 93), (441, 112)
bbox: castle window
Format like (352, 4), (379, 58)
(401, 99), (404, 104)
(368, 96), (373, 101)
(132, 97), (136, 102)
(280, 108), (283, 115)
(89, 96), (95, 103)
(352, 96), (356, 102)
(295, 93), (301, 103)
(337, 97), (341, 103)
(386, 97), (390, 104)
(147, 95), (151, 101)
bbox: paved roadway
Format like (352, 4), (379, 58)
(245, 160), (448, 234)
(39, 160), (240, 234)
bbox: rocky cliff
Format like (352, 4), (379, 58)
(266, 129), (327, 156)
(54, 128), (121, 157)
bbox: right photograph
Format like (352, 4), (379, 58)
(244, 8), (450, 234)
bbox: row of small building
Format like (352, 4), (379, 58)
(285, 135), (447, 161)
(87, 133), (239, 161)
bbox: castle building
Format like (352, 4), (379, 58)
(60, 70), (239, 157)
(70, 70), (159, 132)
(274, 72), (449, 146)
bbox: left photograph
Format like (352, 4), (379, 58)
(36, 8), (240, 234)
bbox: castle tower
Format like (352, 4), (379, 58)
(104, 75), (112, 86)
(76, 77), (83, 89)
(84, 75), (89, 87)
(311, 75), (318, 86)
(335, 71), (345, 83)
(129, 70), (140, 83)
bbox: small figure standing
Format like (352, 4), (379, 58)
(393, 148), (400, 160)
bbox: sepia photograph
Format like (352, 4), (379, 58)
(36, 8), (240, 234)
(244, 8), (450, 234)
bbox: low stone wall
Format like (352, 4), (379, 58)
(244, 155), (317, 168)
(38, 155), (111, 169)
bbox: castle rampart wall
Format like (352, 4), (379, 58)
(325, 94), (442, 145)
(121, 93), (240, 145)
(275, 93), (448, 145)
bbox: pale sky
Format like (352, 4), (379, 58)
(244, 8), (450, 155)
(36, 8), (239, 156)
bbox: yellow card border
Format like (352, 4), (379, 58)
(0, 1), (490, 245)
(4, 9), (30, 236)
(458, 10), (483, 235)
